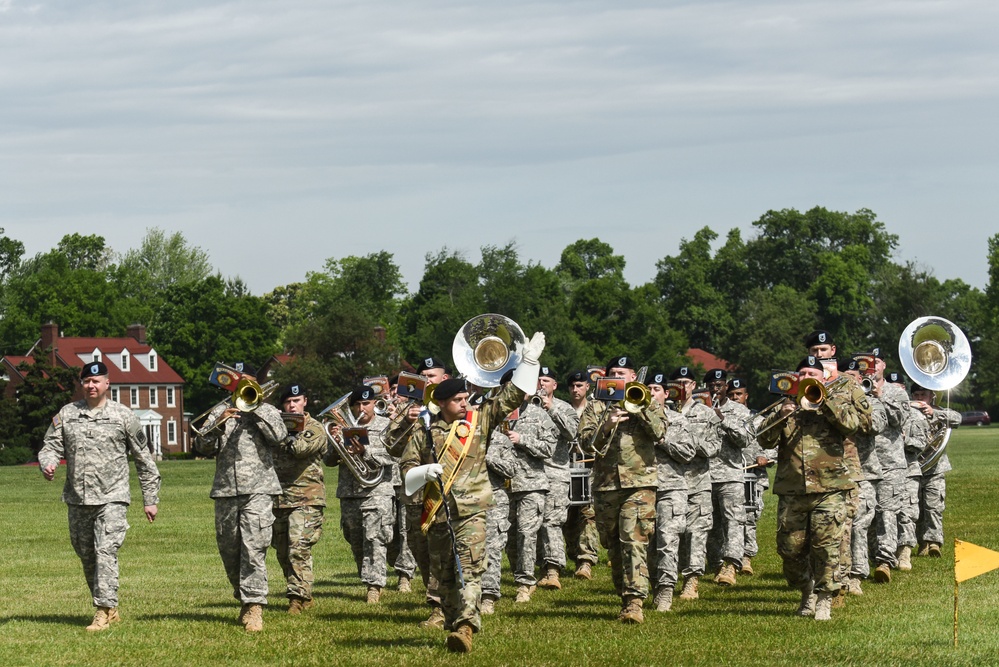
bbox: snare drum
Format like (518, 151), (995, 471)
(743, 476), (762, 514)
(569, 467), (592, 506)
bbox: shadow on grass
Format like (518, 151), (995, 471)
(0, 614), (88, 627)
(336, 636), (438, 650)
(139, 612), (236, 624)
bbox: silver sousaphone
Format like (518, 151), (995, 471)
(452, 313), (527, 388)
(898, 316), (972, 472)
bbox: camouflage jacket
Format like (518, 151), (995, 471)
(744, 412), (775, 488)
(543, 397), (580, 484)
(874, 382), (910, 476)
(195, 402), (288, 498)
(272, 413), (328, 508)
(39, 399), (161, 507)
(507, 402), (558, 494)
(393, 381), (523, 521)
(709, 398), (753, 483)
(579, 398), (666, 492)
(760, 379), (868, 496)
(679, 400), (722, 493)
(653, 403), (696, 492)
(331, 415), (395, 499)
(486, 429), (518, 503)
(855, 394), (885, 481)
(908, 406), (960, 476)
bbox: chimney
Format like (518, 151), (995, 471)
(127, 324), (147, 344)
(373, 326), (386, 343)
(40, 322), (59, 366)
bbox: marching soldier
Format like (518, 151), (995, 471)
(579, 356), (666, 624)
(731, 378), (773, 575)
(385, 373), (418, 594)
(871, 370), (911, 582)
(271, 384), (328, 614)
(563, 370), (600, 579)
(909, 383), (961, 558)
(481, 429), (518, 614)
(38, 361), (161, 632)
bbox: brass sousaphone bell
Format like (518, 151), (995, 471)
(452, 313), (527, 388)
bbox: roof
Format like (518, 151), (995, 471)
(686, 348), (735, 372)
(53, 335), (184, 384)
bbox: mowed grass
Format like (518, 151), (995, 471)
(1, 428), (998, 666)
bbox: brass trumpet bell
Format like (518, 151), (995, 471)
(898, 316), (972, 391)
(622, 382), (651, 414)
(452, 313), (526, 388)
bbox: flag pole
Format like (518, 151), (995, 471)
(954, 538), (959, 648)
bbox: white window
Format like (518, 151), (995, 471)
(130, 386), (139, 407)
(92, 349), (102, 362)
(149, 387), (158, 407)
(120, 349), (130, 372)
(111, 387), (119, 403)
(166, 386), (176, 407)
(167, 420), (177, 444)
(148, 351), (158, 372)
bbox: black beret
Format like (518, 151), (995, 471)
(349, 385), (376, 405)
(499, 369), (515, 385)
(388, 374), (399, 385)
(566, 369), (588, 384)
(796, 356), (823, 371)
(540, 366), (556, 380)
(280, 383), (306, 403)
(416, 357), (447, 374)
(605, 356), (634, 373)
(804, 330), (834, 348)
(647, 371), (667, 387)
(838, 358), (857, 372)
(468, 392), (486, 407)
(433, 378), (468, 402)
(885, 371), (906, 385)
(670, 366), (693, 381)
(871, 347), (884, 359)
(233, 361), (258, 377)
(80, 361), (108, 379)
(727, 378), (745, 390)
(910, 382), (931, 394)
(704, 368), (728, 383)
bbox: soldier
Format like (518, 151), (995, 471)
(704, 368), (753, 587)
(392, 332), (547, 653)
(330, 385), (396, 603)
(38, 361), (161, 632)
(758, 356), (867, 621)
(481, 429), (518, 614)
(195, 364), (289, 632)
(673, 366), (722, 601)
(909, 383), (960, 558)
(871, 370), (911, 583)
(271, 383), (328, 614)
(385, 373), (417, 594)
(536, 366), (580, 592)
(898, 374), (925, 571)
(645, 371), (696, 612)
(579, 356), (666, 624)
(563, 370), (600, 580)
(731, 378), (773, 576)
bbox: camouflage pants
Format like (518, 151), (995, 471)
(406, 503), (441, 606)
(564, 503), (600, 566)
(510, 491), (546, 586)
(873, 474), (906, 567)
(898, 476), (921, 549)
(340, 496), (395, 588)
(594, 487), (656, 599)
(482, 490), (511, 598)
(776, 491), (848, 594)
(67, 502), (129, 608)
(428, 511), (487, 632)
(649, 489), (687, 589)
(539, 480), (570, 570)
(918, 474), (946, 545)
(390, 493), (417, 579)
(850, 480), (877, 579)
(837, 486), (860, 583)
(215, 493), (274, 604)
(743, 480), (766, 559)
(680, 489), (713, 578)
(707, 481), (746, 568)
(271, 505), (324, 600)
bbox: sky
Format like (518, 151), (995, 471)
(2, 0), (997, 295)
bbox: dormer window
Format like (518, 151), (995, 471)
(149, 351), (158, 372)
(91, 349), (102, 363)
(120, 349), (130, 372)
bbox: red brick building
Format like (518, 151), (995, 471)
(1, 323), (188, 457)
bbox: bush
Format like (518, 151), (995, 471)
(0, 446), (34, 466)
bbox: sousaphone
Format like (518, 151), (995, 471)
(452, 313), (526, 388)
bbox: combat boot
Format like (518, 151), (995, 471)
(653, 586), (673, 612)
(85, 607), (112, 632)
(366, 586), (381, 604)
(243, 604), (263, 632)
(574, 562), (593, 580)
(847, 575), (864, 596)
(538, 565), (562, 590)
(796, 582), (816, 617)
(301, 598), (314, 611)
(618, 596), (644, 624)
(398, 574), (412, 593)
(238, 603), (251, 625)
(873, 563), (892, 584)
(678, 575), (699, 600)
(917, 543), (930, 557)
(419, 606), (445, 630)
(446, 623), (474, 653)
(480, 595), (496, 615)
(831, 589), (846, 609)
(716, 562), (737, 587)
(515, 584), (535, 603)
(896, 546), (912, 571)
(928, 543), (942, 558)
(288, 597), (305, 615)
(814, 591), (833, 621)
(108, 607), (121, 624)
(741, 557), (754, 576)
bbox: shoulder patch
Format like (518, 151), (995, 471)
(52, 414), (62, 428)
(859, 398), (871, 412)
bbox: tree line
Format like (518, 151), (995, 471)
(2, 207), (998, 456)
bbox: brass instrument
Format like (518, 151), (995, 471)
(749, 377), (830, 439)
(319, 393), (385, 488)
(191, 376), (278, 438)
(529, 388), (548, 407)
(588, 367), (649, 455)
(452, 313), (526, 387)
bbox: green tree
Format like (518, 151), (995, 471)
(0, 227), (25, 283)
(56, 233), (114, 271)
(5, 350), (79, 452)
(975, 234), (999, 412)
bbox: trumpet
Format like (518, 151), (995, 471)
(191, 377), (278, 438)
(374, 398), (395, 418)
(319, 393), (385, 488)
(529, 388), (548, 407)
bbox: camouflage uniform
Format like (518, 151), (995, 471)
(707, 398), (753, 571)
(742, 416), (775, 561)
(872, 382), (910, 568)
(913, 406), (960, 546)
(579, 398), (666, 600)
(758, 380), (867, 595)
(678, 401), (722, 581)
(39, 399), (161, 609)
(393, 382), (523, 633)
(482, 430), (518, 600)
(648, 405), (696, 591)
(195, 402), (288, 605)
(564, 402), (600, 571)
(900, 401), (927, 550)
(271, 413), (328, 602)
(507, 403), (558, 588)
(836, 380), (870, 585)
(332, 414), (398, 589)
(539, 397), (579, 573)
(850, 395), (885, 580)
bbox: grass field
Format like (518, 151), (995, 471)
(2, 428), (998, 666)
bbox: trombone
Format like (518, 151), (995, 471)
(748, 377), (828, 439)
(191, 376), (279, 438)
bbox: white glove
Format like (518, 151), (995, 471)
(405, 463), (444, 496)
(512, 331), (546, 395)
(522, 331), (546, 364)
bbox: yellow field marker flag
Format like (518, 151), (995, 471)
(955, 539), (999, 583)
